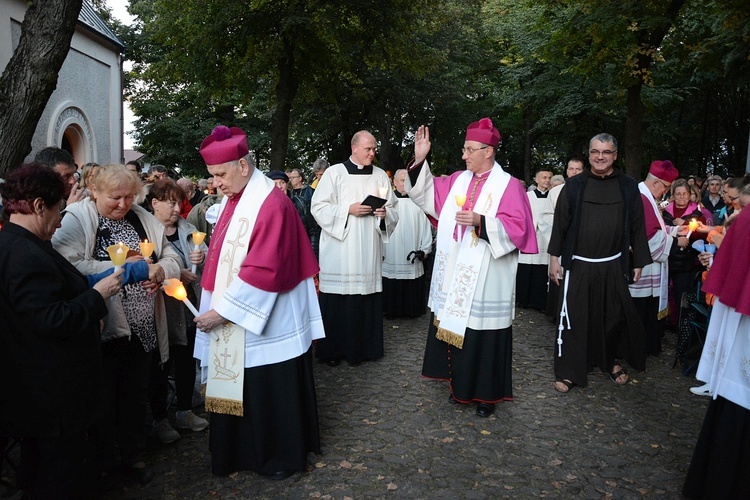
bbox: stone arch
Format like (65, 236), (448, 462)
(49, 102), (96, 166)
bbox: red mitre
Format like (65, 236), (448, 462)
(649, 160), (679, 183)
(465, 118), (501, 147)
(200, 125), (249, 165)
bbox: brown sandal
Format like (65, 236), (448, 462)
(609, 366), (629, 385)
(554, 379), (576, 393)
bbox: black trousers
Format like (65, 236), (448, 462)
(91, 336), (152, 469)
(149, 327), (198, 419)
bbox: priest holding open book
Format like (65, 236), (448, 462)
(311, 130), (398, 367)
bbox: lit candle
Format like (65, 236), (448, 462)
(378, 186), (389, 199)
(191, 231), (206, 273)
(163, 278), (200, 317)
(139, 239), (155, 259)
(686, 218), (699, 239)
(455, 195), (467, 242)
(106, 242), (129, 272)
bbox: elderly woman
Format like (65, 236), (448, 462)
(663, 179), (707, 329)
(52, 164), (181, 485)
(0, 164), (123, 497)
(145, 179), (208, 444)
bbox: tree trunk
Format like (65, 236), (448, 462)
(623, 84), (644, 176)
(0, 0), (84, 175)
(269, 35), (299, 171)
(523, 104), (532, 184)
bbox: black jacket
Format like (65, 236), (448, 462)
(0, 223), (108, 437)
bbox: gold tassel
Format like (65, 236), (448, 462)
(436, 326), (464, 349)
(205, 396), (244, 417)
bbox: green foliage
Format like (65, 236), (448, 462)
(119, 0), (748, 180)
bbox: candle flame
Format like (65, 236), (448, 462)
(163, 278), (188, 301)
(107, 243), (130, 266)
(192, 231), (206, 246)
(455, 194), (466, 207)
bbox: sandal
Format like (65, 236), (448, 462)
(609, 366), (629, 385)
(554, 379), (576, 393)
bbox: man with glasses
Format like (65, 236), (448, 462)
(288, 168), (314, 203)
(311, 130), (398, 367)
(548, 133), (650, 393)
(629, 160), (684, 357)
(405, 118), (537, 417)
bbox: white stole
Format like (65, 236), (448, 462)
(638, 182), (670, 317)
(205, 170), (274, 416)
(434, 164), (509, 348)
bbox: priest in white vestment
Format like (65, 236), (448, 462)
(382, 169), (434, 318)
(311, 130), (398, 366)
(405, 118), (537, 418)
(193, 126), (324, 479)
(516, 168), (553, 311)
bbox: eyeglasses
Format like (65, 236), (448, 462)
(589, 150), (616, 156)
(728, 195), (740, 201)
(657, 179), (671, 190)
(289, 175), (301, 179)
(461, 146), (489, 155)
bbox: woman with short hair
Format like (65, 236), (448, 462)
(52, 164), (181, 485)
(0, 164), (123, 497)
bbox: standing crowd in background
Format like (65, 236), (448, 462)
(0, 123), (748, 498)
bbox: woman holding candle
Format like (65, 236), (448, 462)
(662, 179), (707, 330)
(52, 164), (181, 485)
(145, 179), (208, 443)
(0, 164), (124, 497)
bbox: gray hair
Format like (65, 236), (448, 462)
(312, 158), (329, 172)
(589, 133), (618, 151)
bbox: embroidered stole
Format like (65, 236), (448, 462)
(638, 183), (670, 319)
(433, 164), (509, 348)
(205, 171), (274, 416)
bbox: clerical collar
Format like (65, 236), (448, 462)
(473, 168), (492, 180)
(344, 158), (373, 175)
(395, 191), (409, 198)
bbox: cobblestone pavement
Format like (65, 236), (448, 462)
(102, 308), (708, 499)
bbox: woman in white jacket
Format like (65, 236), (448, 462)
(52, 164), (181, 485)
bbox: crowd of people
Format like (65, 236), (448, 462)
(0, 123), (748, 498)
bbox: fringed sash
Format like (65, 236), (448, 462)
(205, 171), (274, 416)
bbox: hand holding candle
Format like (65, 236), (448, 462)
(686, 218), (698, 239)
(106, 242), (129, 272)
(191, 231), (206, 273)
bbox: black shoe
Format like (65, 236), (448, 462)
(326, 359), (340, 367)
(269, 470), (295, 480)
(124, 465), (154, 485)
(476, 403), (495, 418)
(448, 394), (459, 404)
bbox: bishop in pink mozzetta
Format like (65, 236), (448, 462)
(404, 118), (537, 418)
(192, 125), (324, 480)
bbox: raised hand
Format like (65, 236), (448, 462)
(414, 125), (431, 165)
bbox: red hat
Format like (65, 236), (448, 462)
(200, 125), (249, 165)
(649, 160), (679, 183)
(465, 118), (501, 147)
